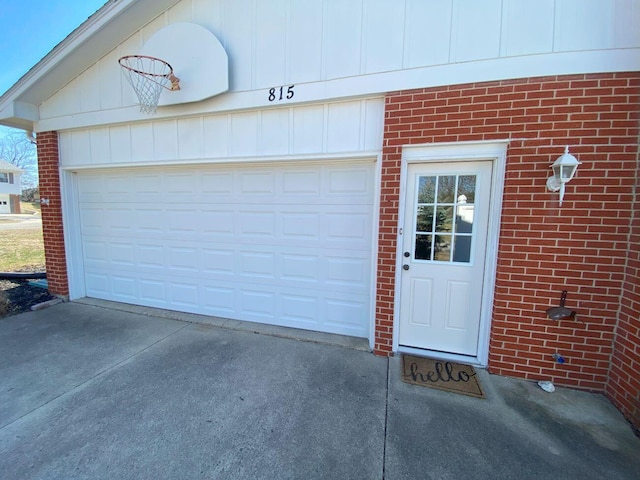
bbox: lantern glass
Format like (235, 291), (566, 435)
(551, 147), (580, 183)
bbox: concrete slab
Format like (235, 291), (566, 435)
(0, 305), (387, 479)
(385, 356), (640, 480)
(0, 302), (186, 427)
(76, 297), (371, 351)
(1, 302), (638, 479)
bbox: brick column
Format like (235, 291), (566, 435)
(606, 131), (640, 431)
(36, 131), (69, 297)
(373, 104), (403, 355)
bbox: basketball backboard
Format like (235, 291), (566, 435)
(129, 22), (229, 108)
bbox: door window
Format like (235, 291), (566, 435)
(413, 174), (477, 263)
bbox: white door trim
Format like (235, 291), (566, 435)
(393, 140), (508, 366)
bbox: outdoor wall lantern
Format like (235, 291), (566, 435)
(546, 146), (581, 207)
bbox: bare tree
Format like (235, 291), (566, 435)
(0, 126), (38, 188)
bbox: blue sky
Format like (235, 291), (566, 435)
(0, 1), (107, 97)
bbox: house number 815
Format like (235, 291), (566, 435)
(268, 85), (295, 102)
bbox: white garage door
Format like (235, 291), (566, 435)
(76, 161), (374, 338)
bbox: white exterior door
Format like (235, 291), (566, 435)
(75, 161), (374, 338)
(398, 161), (492, 356)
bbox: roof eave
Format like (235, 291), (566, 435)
(0, 0), (180, 132)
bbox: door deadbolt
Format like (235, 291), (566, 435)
(404, 251), (410, 258)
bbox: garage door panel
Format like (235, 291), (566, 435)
(325, 298), (368, 330)
(202, 286), (235, 314)
(202, 249), (235, 275)
(168, 246), (200, 273)
(169, 282), (200, 308)
(112, 276), (137, 300)
(239, 170), (276, 194)
(239, 251), (277, 279)
(238, 211), (277, 238)
(85, 273), (109, 296)
(282, 170), (321, 194)
(198, 171), (234, 195)
(78, 165), (373, 206)
(110, 242), (136, 266)
(85, 270), (370, 337)
(82, 242), (371, 294)
(281, 294), (319, 324)
(326, 166), (371, 195)
(139, 279), (166, 303)
(82, 240), (108, 264)
(82, 205), (372, 251)
(77, 161), (374, 338)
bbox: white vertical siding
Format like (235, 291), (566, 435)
(259, 108), (290, 155)
(288, 0), (323, 84)
(555, 0), (614, 51)
(59, 98), (384, 168)
(327, 102), (362, 153)
(292, 105), (325, 154)
(230, 112), (259, 156)
(403, 0), (452, 67)
(363, 0), (405, 74)
(613, 0), (640, 47)
(131, 124), (154, 162)
(99, 49), (124, 110)
(255, 0), (288, 89)
(450, 0), (502, 63)
(89, 128), (110, 164)
(109, 126), (132, 163)
(501, 0), (555, 57)
(40, 0), (640, 124)
(177, 117), (205, 159)
(324, 0), (363, 80)
(202, 115), (229, 157)
(223, 0), (254, 91)
(154, 120), (180, 161)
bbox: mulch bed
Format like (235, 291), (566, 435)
(0, 268), (55, 318)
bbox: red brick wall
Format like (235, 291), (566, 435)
(607, 165), (640, 429)
(36, 131), (69, 297)
(376, 73), (639, 396)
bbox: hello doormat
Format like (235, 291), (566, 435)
(401, 355), (485, 399)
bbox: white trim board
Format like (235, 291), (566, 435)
(59, 151), (380, 172)
(392, 140), (508, 366)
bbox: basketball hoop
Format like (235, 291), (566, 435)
(118, 55), (181, 114)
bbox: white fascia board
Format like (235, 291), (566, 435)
(0, 0), (180, 130)
(36, 48), (640, 133)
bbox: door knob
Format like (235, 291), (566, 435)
(403, 264), (410, 271)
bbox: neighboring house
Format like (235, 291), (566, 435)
(0, 0), (638, 429)
(0, 159), (23, 214)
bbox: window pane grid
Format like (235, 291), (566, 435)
(414, 174), (476, 263)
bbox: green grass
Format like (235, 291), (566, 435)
(20, 202), (41, 215)
(0, 228), (46, 272)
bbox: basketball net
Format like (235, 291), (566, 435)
(119, 55), (180, 114)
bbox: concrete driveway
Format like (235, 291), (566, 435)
(0, 213), (42, 231)
(1, 301), (638, 479)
